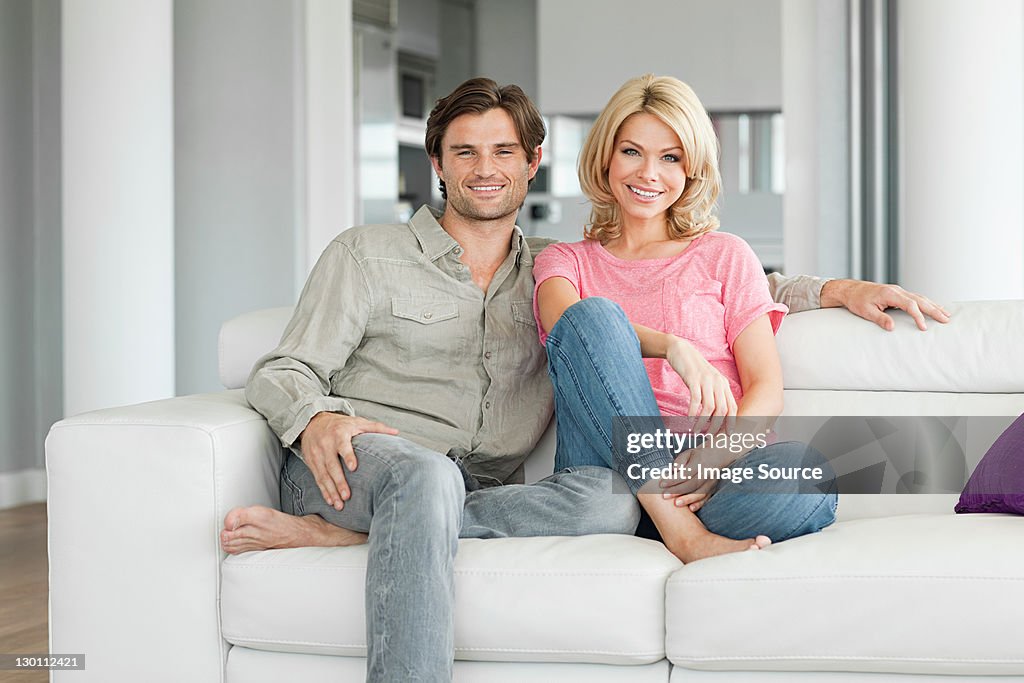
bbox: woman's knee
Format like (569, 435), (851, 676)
(551, 297), (634, 344)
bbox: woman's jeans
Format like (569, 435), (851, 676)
(545, 296), (838, 543)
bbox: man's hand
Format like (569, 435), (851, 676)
(820, 279), (951, 331)
(299, 412), (399, 510)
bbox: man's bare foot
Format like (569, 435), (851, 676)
(220, 505), (368, 555)
(639, 493), (771, 564)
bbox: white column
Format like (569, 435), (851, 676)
(898, 0), (1024, 302)
(62, 0), (175, 416)
(302, 0), (355, 281)
(782, 0), (851, 279)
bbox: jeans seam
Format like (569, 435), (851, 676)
(281, 465), (306, 517)
(552, 370), (613, 450)
(775, 483), (838, 542)
(358, 445), (406, 681)
(557, 310), (633, 418)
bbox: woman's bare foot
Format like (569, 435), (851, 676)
(220, 505), (368, 555)
(639, 494), (771, 564)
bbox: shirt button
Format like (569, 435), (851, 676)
(423, 312), (433, 320)
(453, 246), (463, 256)
(484, 351), (492, 359)
(484, 401), (491, 409)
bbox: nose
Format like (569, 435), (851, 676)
(475, 154), (497, 177)
(638, 156), (658, 182)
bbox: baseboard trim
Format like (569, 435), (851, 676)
(0, 468), (47, 510)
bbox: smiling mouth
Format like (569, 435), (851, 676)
(628, 185), (662, 199)
(469, 185), (504, 192)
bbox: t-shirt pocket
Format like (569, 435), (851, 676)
(666, 281), (727, 347)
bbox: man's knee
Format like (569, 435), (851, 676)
(564, 466), (641, 535)
(353, 434), (466, 514)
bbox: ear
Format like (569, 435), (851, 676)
(527, 146), (542, 180)
(429, 155), (444, 180)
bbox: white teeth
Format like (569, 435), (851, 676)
(471, 185), (502, 191)
(629, 186), (660, 198)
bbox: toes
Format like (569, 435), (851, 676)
(755, 535), (772, 549)
(223, 507), (246, 532)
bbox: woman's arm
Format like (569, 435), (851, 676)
(537, 277), (737, 417)
(732, 314), (783, 418)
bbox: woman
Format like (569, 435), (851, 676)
(533, 74), (837, 563)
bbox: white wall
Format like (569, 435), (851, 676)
(174, 0), (302, 395)
(781, 0), (851, 278)
(63, 0), (176, 417)
(537, 0), (782, 114)
(0, 0), (62, 506)
(476, 0), (537, 98)
(0, 0), (38, 477)
(897, 0), (1024, 302)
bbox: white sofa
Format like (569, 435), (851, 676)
(46, 301), (1024, 682)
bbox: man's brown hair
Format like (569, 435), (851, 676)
(425, 77), (546, 199)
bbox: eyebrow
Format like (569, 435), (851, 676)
(619, 138), (683, 153)
(448, 142), (522, 150)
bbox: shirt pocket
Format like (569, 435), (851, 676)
(511, 299), (536, 328)
(389, 297), (464, 364)
(667, 281), (727, 346)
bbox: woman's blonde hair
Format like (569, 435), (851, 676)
(579, 74), (722, 242)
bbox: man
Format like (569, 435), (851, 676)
(220, 78), (949, 681)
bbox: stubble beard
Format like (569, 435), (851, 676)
(443, 180), (528, 224)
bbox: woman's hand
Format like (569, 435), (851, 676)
(663, 485), (714, 512)
(665, 335), (738, 430)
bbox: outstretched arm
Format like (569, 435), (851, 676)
(819, 279), (951, 331)
(767, 272), (951, 331)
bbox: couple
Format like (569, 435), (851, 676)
(221, 75), (949, 680)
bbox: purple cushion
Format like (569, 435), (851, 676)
(955, 412), (1024, 515)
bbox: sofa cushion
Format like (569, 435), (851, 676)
(218, 306), (292, 389)
(777, 302), (1024, 392)
(956, 412), (1024, 515)
(221, 534), (681, 665)
(665, 513), (1024, 675)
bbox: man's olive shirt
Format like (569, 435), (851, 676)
(246, 205), (825, 485)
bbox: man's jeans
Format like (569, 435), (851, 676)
(281, 437), (639, 683)
(545, 296), (838, 543)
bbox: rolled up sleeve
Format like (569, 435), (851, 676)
(245, 239), (371, 450)
(766, 272), (830, 313)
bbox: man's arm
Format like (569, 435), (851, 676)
(767, 272), (951, 331)
(246, 239), (396, 510)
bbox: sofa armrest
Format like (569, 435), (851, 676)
(46, 390), (283, 683)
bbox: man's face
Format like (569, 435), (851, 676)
(431, 108), (541, 224)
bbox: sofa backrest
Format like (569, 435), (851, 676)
(220, 301), (1024, 521)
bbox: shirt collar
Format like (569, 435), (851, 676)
(409, 204), (528, 266)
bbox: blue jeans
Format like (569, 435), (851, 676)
(281, 435), (639, 683)
(545, 296), (838, 543)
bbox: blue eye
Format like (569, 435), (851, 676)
(622, 148), (640, 157)
(663, 154), (680, 163)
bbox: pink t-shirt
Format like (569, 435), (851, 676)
(532, 232), (787, 417)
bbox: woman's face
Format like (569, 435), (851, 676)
(606, 112), (687, 227)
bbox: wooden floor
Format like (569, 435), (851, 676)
(0, 504), (48, 683)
